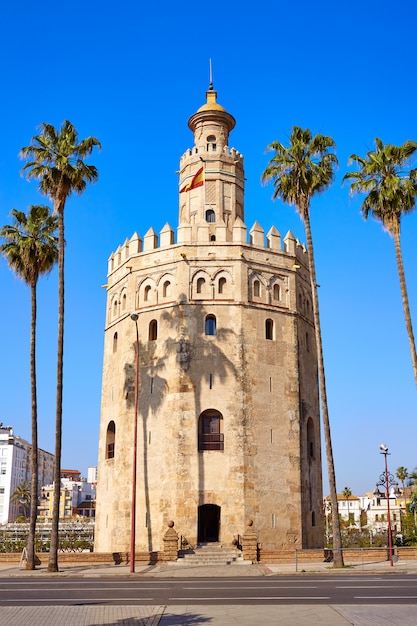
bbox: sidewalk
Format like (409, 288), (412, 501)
(0, 560), (416, 625)
(1, 555), (417, 577)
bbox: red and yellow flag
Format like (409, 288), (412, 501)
(180, 167), (204, 193)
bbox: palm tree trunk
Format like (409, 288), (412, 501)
(303, 210), (344, 567)
(27, 283), (38, 570)
(393, 229), (417, 389)
(48, 204), (65, 572)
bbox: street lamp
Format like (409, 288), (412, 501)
(130, 312), (139, 573)
(378, 443), (396, 567)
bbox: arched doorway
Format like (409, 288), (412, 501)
(198, 504), (220, 543)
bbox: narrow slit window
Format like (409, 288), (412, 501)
(218, 277), (226, 294)
(206, 209), (215, 223)
(207, 135), (216, 151)
(106, 421), (116, 459)
(196, 277), (205, 294)
(163, 281), (171, 298)
(205, 314), (216, 336)
(273, 284), (280, 300)
(149, 319), (157, 341)
(265, 318), (274, 340)
(253, 280), (260, 297)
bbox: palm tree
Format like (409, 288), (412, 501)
(20, 121), (101, 572)
(408, 466), (417, 487)
(343, 138), (417, 388)
(396, 466), (409, 491)
(0, 206), (58, 568)
(342, 487), (352, 499)
(11, 481), (31, 518)
(262, 126), (344, 566)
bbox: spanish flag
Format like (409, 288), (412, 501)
(180, 166), (204, 193)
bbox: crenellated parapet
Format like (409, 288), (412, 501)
(179, 145), (243, 166)
(107, 220), (308, 276)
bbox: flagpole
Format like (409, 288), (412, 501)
(200, 157), (206, 216)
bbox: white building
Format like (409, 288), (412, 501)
(87, 466), (97, 485)
(0, 424), (54, 523)
(324, 493), (362, 532)
(361, 487), (403, 536)
(40, 470), (96, 519)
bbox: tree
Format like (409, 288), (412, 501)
(409, 466), (417, 487)
(262, 126), (344, 566)
(342, 487), (352, 499)
(396, 466), (409, 490)
(0, 206), (58, 568)
(11, 481), (31, 518)
(343, 138), (417, 388)
(20, 121), (101, 571)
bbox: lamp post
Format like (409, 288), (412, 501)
(378, 444), (396, 566)
(130, 312), (139, 573)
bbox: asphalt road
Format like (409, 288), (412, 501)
(1, 574), (416, 606)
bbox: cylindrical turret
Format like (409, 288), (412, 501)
(179, 85), (244, 240)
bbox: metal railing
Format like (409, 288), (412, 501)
(0, 521), (94, 553)
(198, 433), (224, 451)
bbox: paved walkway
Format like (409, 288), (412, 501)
(0, 559), (416, 625)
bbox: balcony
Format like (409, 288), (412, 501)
(198, 433), (224, 451)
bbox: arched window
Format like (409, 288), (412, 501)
(106, 421), (116, 459)
(265, 319), (274, 340)
(149, 319), (157, 341)
(163, 280), (171, 298)
(113, 332), (118, 353)
(113, 299), (118, 317)
(210, 234), (216, 241)
(253, 280), (260, 297)
(218, 277), (226, 294)
(121, 293), (126, 311)
(144, 285), (151, 302)
(206, 209), (215, 223)
(307, 417), (315, 458)
(197, 277), (205, 294)
(273, 284), (280, 301)
(198, 409), (224, 451)
(205, 314), (216, 336)
(206, 135), (216, 151)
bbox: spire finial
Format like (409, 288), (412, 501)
(209, 58), (213, 90)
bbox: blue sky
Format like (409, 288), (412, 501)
(0, 0), (415, 495)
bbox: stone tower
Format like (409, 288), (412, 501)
(94, 84), (323, 555)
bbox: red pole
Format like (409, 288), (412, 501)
(130, 314), (139, 573)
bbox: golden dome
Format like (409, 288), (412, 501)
(196, 89), (226, 113)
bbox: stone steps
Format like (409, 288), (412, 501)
(178, 542), (248, 565)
